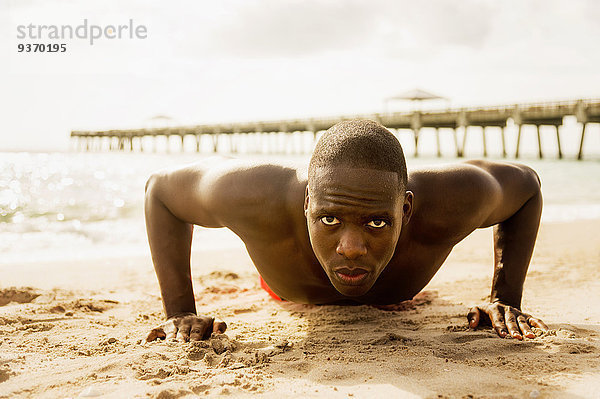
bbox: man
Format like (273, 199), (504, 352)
(144, 119), (548, 342)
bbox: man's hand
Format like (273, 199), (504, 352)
(146, 313), (227, 342)
(467, 302), (548, 340)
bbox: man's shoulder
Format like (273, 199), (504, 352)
(407, 160), (540, 242)
(407, 161), (505, 242)
(408, 160), (501, 194)
(202, 158), (304, 203)
(409, 159), (539, 204)
(201, 158), (306, 235)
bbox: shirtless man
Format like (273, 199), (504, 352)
(144, 119), (548, 342)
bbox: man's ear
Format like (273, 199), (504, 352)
(304, 186), (310, 214)
(402, 191), (414, 224)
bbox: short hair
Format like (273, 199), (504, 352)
(308, 119), (408, 189)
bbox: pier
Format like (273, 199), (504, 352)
(71, 98), (600, 159)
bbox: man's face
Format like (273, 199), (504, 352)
(305, 166), (412, 297)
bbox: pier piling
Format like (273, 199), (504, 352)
(482, 127), (488, 158)
(555, 125), (563, 159)
(578, 123), (587, 160)
(71, 98), (600, 159)
(536, 125), (543, 159)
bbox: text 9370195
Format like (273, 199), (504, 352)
(17, 43), (67, 53)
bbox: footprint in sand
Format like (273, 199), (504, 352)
(309, 364), (357, 383)
(0, 364), (16, 383)
(0, 287), (40, 306)
(436, 331), (495, 344)
(559, 342), (597, 354)
(70, 298), (119, 313)
(372, 290), (439, 311)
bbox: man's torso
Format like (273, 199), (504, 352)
(214, 161), (489, 305)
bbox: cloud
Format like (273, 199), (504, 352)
(406, 2), (495, 49)
(168, 0), (497, 61)
(377, 0), (496, 59)
(190, 0), (384, 58)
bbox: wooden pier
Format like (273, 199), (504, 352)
(71, 98), (600, 159)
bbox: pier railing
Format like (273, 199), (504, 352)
(71, 98), (600, 159)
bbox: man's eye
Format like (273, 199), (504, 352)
(320, 216), (340, 226)
(367, 219), (386, 228)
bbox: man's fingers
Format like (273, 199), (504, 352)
(146, 327), (166, 342)
(467, 303), (546, 340)
(213, 319), (227, 334)
(489, 308), (508, 338)
(187, 317), (227, 341)
(163, 320), (178, 340)
(517, 315), (535, 339)
(528, 317), (549, 331)
(189, 326), (205, 341)
(148, 315), (228, 343)
(504, 308), (522, 340)
(176, 322), (191, 342)
(467, 307), (481, 328)
(190, 318), (212, 341)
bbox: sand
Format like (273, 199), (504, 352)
(1, 220), (599, 398)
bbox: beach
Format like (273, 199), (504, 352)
(1, 152), (600, 398)
(4, 0), (600, 395)
(1, 218), (599, 398)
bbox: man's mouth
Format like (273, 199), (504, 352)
(333, 267), (369, 285)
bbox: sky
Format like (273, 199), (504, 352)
(1, 0), (599, 151)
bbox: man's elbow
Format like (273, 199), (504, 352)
(144, 171), (168, 204)
(145, 173), (157, 194)
(521, 165), (541, 196)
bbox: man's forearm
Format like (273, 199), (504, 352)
(491, 189), (542, 308)
(145, 180), (196, 319)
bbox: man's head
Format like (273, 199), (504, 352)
(308, 119), (408, 187)
(305, 119), (413, 297)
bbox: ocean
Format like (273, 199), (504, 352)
(1, 150), (599, 265)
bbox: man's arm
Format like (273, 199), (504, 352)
(490, 175), (541, 309)
(465, 160), (548, 339)
(144, 161), (228, 341)
(144, 159), (296, 341)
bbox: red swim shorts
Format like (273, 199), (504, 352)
(259, 275), (285, 301)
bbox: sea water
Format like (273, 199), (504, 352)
(1, 151), (599, 264)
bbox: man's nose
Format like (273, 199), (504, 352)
(336, 229), (367, 259)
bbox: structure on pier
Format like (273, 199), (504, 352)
(71, 98), (600, 159)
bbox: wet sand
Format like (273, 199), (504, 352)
(1, 220), (599, 398)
